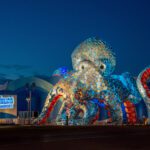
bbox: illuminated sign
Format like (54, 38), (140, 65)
(0, 96), (14, 109)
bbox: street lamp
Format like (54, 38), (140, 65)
(25, 83), (35, 125)
(26, 91), (31, 125)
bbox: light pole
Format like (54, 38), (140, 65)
(25, 83), (36, 125)
(26, 91), (31, 125)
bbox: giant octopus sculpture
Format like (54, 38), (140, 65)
(35, 37), (150, 125)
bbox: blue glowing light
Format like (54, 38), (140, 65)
(0, 96), (14, 109)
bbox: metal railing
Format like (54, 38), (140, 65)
(18, 111), (39, 125)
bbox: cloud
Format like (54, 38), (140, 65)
(0, 64), (34, 80)
(0, 64), (51, 80)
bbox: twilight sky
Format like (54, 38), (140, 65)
(0, 0), (150, 79)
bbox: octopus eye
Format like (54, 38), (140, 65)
(100, 64), (105, 70)
(81, 65), (84, 70)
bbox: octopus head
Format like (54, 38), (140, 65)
(71, 37), (116, 77)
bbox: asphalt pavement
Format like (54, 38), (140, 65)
(0, 125), (150, 150)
